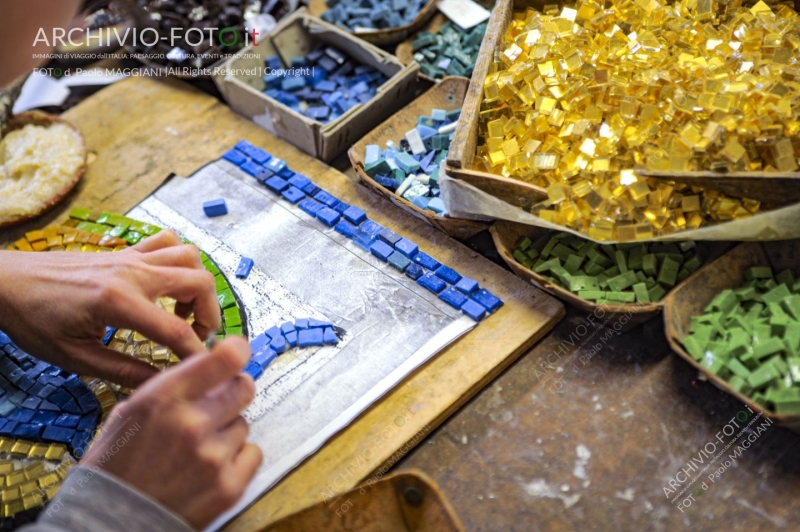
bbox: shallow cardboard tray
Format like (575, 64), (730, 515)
(213, 8), (419, 162)
(263, 471), (463, 532)
(663, 241), (800, 431)
(445, 0), (550, 211)
(492, 219), (732, 330)
(348, 76), (487, 239)
(445, 0), (800, 211)
(308, 0), (440, 46)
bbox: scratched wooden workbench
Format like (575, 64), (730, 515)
(0, 76), (564, 529)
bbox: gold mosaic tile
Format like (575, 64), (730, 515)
(477, 0), (800, 240)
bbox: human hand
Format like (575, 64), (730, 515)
(81, 337), (262, 529)
(0, 230), (220, 388)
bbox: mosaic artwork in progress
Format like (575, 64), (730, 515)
(1, 137), (506, 527)
(477, 0), (800, 241)
(0, 212), (246, 524)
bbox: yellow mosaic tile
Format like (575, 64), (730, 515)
(477, 0), (800, 240)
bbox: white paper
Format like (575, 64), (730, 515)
(13, 70), (128, 113)
(13, 73), (70, 112)
(438, 0), (491, 30)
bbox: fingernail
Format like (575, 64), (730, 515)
(204, 331), (218, 351)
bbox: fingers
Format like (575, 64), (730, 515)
(229, 443), (263, 486)
(155, 337), (251, 400)
(66, 341), (159, 388)
(113, 294), (207, 359)
(196, 375), (255, 430)
(142, 267), (220, 341)
(131, 229), (183, 253)
(137, 245), (203, 270)
(214, 416), (249, 450)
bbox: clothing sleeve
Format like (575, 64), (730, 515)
(18, 465), (195, 532)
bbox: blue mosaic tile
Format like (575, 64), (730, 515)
(252, 348), (277, 368)
(343, 206), (366, 225)
(370, 240), (394, 261)
(236, 258), (254, 279)
(314, 190), (340, 209)
(302, 182), (321, 196)
(203, 198), (228, 217)
(455, 277), (479, 295)
(309, 318), (333, 328)
(42, 425), (74, 444)
(244, 361), (264, 380)
(388, 251), (411, 272)
(255, 168), (275, 183)
(298, 328), (324, 347)
(265, 326), (282, 340)
(473, 289), (504, 313)
(265, 157), (288, 174)
(299, 198), (325, 216)
(317, 207), (342, 227)
(278, 167), (296, 179)
(395, 238), (419, 258)
(289, 173), (312, 190)
(378, 228), (402, 246)
(435, 265), (462, 285)
(413, 252), (441, 271)
(439, 288), (468, 310)
(265, 176), (290, 193)
(15, 423), (42, 439)
(418, 273), (447, 294)
(240, 161), (264, 177)
(234, 140), (257, 155)
(323, 328), (338, 345)
(280, 322), (296, 334)
(335, 220), (358, 239)
(270, 335), (287, 354)
(222, 149), (247, 166)
(282, 186), (306, 204)
(250, 148), (272, 165)
(296, 318), (309, 329)
(405, 263), (424, 280)
(285, 331), (298, 348)
(250, 333), (272, 353)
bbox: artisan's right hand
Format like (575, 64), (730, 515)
(81, 337), (263, 529)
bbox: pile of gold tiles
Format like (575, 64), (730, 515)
(0, 439), (73, 518)
(476, 0), (800, 240)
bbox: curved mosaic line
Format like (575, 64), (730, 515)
(244, 319), (343, 381)
(1, 212), (248, 522)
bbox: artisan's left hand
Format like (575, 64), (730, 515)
(0, 230), (220, 388)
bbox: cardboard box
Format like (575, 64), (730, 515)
(213, 8), (419, 162)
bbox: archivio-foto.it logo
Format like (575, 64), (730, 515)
(32, 26), (261, 48)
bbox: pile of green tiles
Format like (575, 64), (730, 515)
(681, 266), (800, 414)
(411, 20), (487, 79)
(512, 231), (706, 304)
(69, 208), (160, 245)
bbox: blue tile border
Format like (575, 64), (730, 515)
(246, 319), (343, 381)
(221, 140), (504, 323)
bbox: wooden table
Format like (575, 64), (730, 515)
(395, 304), (800, 532)
(0, 76), (564, 530)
